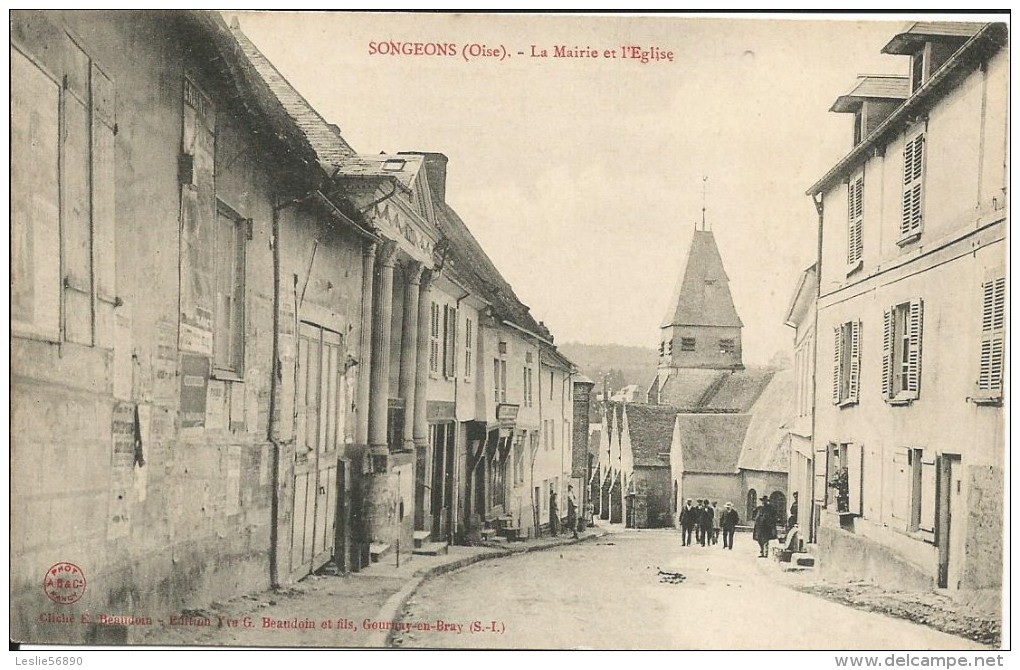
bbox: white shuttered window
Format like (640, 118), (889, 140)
(900, 132), (925, 240)
(847, 174), (864, 267)
(977, 276), (1005, 400)
(882, 300), (923, 402)
(832, 320), (861, 406)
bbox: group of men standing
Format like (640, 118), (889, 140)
(678, 499), (740, 549)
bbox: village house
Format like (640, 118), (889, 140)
(783, 265), (819, 539)
(11, 10), (376, 642)
(11, 10), (579, 645)
(805, 21), (1007, 594)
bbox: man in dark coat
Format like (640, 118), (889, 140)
(549, 485), (560, 537)
(752, 495), (778, 557)
(698, 500), (713, 547)
(678, 498), (697, 546)
(719, 502), (740, 550)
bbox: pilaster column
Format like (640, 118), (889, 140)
(413, 270), (434, 446)
(399, 262), (424, 450)
(368, 240), (399, 453)
(355, 243), (376, 445)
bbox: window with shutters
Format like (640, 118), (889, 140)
(463, 317), (473, 381)
(212, 203), (246, 376)
(882, 300), (923, 404)
(493, 357), (507, 404)
(832, 320), (861, 406)
(11, 39), (116, 345)
(974, 275), (1005, 403)
(523, 365), (534, 407)
(847, 173), (864, 272)
(429, 302), (440, 375)
(899, 131), (925, 244)
(442, 304), (457, 378)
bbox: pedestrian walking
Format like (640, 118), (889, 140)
(698, 500), (713, 547)
(567, 484), (579, 539)
(752, 495), (778, 558)
(720, 502), (739, 549)
(788, 491), (799, 529)
(679, 498), (697, 546)
(549, 485), (560, 537)
(711, 501), (721, 545)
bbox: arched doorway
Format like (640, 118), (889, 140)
(746, 488), (757, 523)
(770, 491), (787, 529)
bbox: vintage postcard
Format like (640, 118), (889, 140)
(9, 10), (1009, 656)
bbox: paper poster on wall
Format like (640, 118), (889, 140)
(180, 354), (210, 429)
(205, 380), (227, 432)
(226, 445), (241, 516)
(153, 320), (178, 404)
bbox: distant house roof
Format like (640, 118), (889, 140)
(230, 23), (355, 171)
(882, 21), (983, 55)
(737, 369), (796, 473)
(625, 404), (678, 467)
(675, 413), (753, 474)
(707, 369), (775, 412)
(830, 75), (909, 113)
(661, 230), (743, 329)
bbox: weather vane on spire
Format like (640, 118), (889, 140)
(701, 175), (709, 231)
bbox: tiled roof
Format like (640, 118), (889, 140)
(230, 22), (355, 171)
(674, 413), (752, 474)
(830, 75), (909, 113)
(737, 369), (796, 473)
(882, 21), (984, 55)
(661, 230), (743, 329)
(625, 404), (678, 467)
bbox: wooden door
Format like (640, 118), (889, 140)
(290, 322), (345, 578)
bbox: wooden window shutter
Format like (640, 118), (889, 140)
(901, 134), (924, 237)
(891, 447), (911, 522)
(882, 309), (894, 398)
(919, 451), (937, 535)
(832, 325), (842, 404)
(450, 306), (458, 377)
(978, 277), (1006, 395)
(813, 445), (828, 504)
(847, 442), (864, 516)
(907, 299), (924, 395)
(848, 320), (861, 403)
(847, 176), (863, 266)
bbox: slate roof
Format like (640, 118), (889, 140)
(657, 368), (774, 412)
(882, 21), (983, 55)
(737, 369), (796, 473)
(674, 413), (753, 474)
(661, 230), (743, 329)
(230, 22), (355, 171)
(625, 404), (678, 467)
(335, 152), (426, 191)
(830, 75), (909, 113)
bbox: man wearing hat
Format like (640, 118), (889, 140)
(678, 498), (697, 546)
(752, 495), (778, 558)
(719, 502), (740, 550)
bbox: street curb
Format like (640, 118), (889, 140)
(374, 528), (608, 648)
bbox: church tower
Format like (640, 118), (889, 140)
(657, 228), (743, 371)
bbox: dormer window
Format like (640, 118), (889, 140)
(910, 48), (928, 93)
(853, 111), (864, 146)
(382, 158), (405, 172)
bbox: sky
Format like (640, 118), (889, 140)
(235, 12), (977, 365)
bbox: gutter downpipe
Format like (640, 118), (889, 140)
(452, 286), (469, 544)
(809, 192), (823, 545)
(267, 193), (315, 587)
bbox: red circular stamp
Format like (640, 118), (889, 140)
(43, 563), (86, 605)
